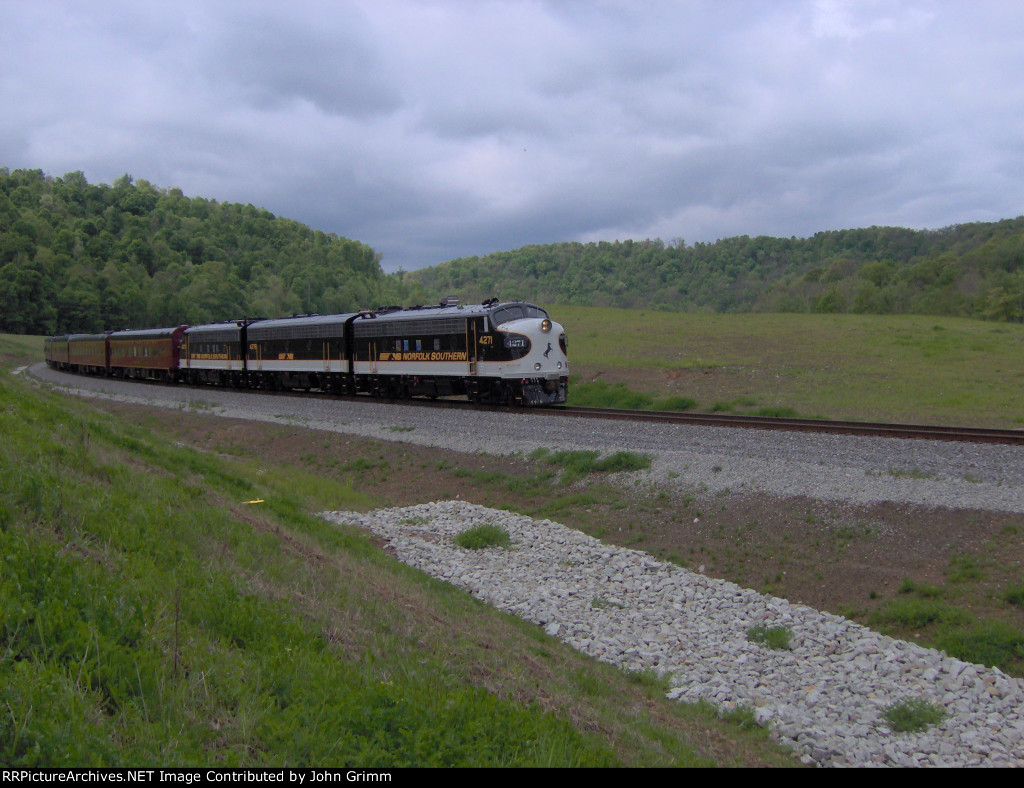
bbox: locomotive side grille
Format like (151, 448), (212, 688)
(249, 323), (346, 341)
(187, 329), (238, 343)
(355, 317), (468, 338)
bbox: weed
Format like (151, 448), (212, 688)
(755, 407), (798, 418)
(454, 524), (511, 550)
(568, 379), (653, 409)
(882, 698), (946, 732)
(721, 705), (761, 731)
(591, 595), (624, 610)
(539, 449), (652, 483)
(569, 379), (701, 413)
(869, 599), (970, 628)
(936, 621), (1024, 671)
(1005, 580), (1024, 608)
(888, 467), (935, 480)
(947, 554), (985, 583)
(897, 578), (948, 598)
(573, 669), (611, 698)
(651, 395), (698, 411)
(657, 551), (686, 567)
(746, 625), (791, 651)
(341, 457), (386, 473)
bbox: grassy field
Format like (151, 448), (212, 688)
(0, 334), (796, 768)
(557, 308), (1024, 427)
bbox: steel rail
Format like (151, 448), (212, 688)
(536, 405), (1024, 445)
(38, 364), (1024, 445)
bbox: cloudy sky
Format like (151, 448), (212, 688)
(3, 0), (1023, 271)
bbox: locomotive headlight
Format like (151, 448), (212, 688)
(540, 318), (552, 333)
(534, 362), (542, 370)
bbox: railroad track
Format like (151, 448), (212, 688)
(541, 406), (1024, 445)
(37, 364), (1024, 446)
(351, 395), (1024, 445)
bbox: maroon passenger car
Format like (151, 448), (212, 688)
(107, 326), (187, 380)
(67, 333), (110, 374)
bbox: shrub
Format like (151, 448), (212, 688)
(454, 524), (511, 550)
(746, 625), (791, 650)
(882, 698), (946, 732)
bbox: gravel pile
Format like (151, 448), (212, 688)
(323, 500), (1024, 768)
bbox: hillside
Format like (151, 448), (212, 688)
(409, 221), (1024, 321)
(7, 165), (1022, 332)
(0, 168), (425, 335)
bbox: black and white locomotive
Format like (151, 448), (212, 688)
(46, 298), (570, 406)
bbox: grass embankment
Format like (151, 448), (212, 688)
(560, 308), (1024, 427)
(865, 571), (1024, 675)
(0, 337), (795, 767)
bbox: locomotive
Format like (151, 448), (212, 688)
(44, 298), (569, 406)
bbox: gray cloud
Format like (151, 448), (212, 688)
(3, 0), (1023, 272)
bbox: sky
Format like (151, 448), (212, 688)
(3, 0), (1024, 272)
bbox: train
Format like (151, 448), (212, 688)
(44, 298), (570, 406)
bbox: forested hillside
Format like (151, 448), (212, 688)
(0, 168), (424, 334)
(6, 166), (1023, 333)
(411, 222), (1024, 322)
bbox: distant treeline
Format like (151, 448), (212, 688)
(6, 166), (1024, 334)
(411, 222), (1024, 322)
(0, 168), (424, 335)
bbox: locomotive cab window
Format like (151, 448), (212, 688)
(490, 304), (548, 325)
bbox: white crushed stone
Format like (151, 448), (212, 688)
(323, 500), (1024, 768)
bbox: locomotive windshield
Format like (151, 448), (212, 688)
(489, 303), (548, 325)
